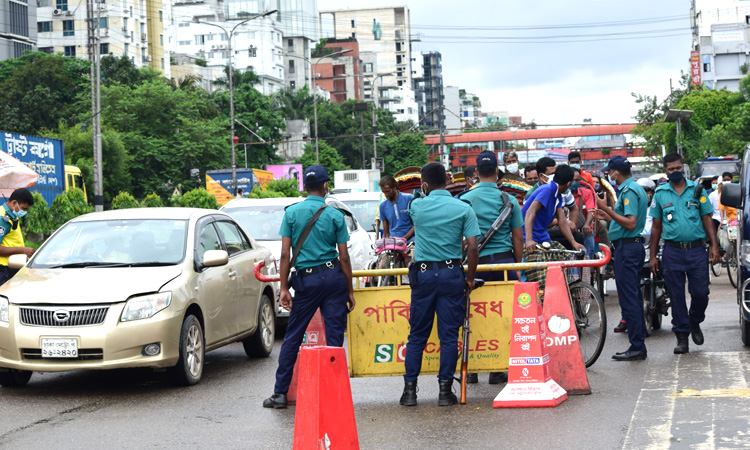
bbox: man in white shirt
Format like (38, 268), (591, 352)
(708, 176), (721, 233)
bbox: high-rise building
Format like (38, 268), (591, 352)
(312, 37), (363, 103)
(0, 0), (36, 60)
(36, 0), (170, 76)
(279, 0), (318, 93)
(414, 51), (444, 130)
(459, 89), (482, 128)
(320, 6), (415, 120)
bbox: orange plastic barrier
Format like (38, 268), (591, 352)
(288, 309), (327, 406)
(293, 346), (359, 450)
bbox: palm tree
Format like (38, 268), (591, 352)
(212, 66), (260, 90)
(166, 74), (202, 91)
(271, 86), (314, 121)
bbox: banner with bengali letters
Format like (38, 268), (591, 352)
(0, 131), (64, 206)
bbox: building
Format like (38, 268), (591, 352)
(698, 23), (750, 90)
(279, 0), (318, 93)
(320, 6), (416, 120)
(312, 37), (362, 103)
(36, 0), (170, 76)
(459, 90), (482, 128)
(0, 0), (36, 60)
(170, 2), (284, 94)
(413, 51), (444, 129)
(443, 85), (461, 132)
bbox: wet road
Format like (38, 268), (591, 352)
(0, 275), (748, 449)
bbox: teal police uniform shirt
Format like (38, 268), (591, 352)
(649, 179), (713, 242)
(460, 182), (523, 257)
(608, 177), (648, 241)
(409, 189), (481, 261)
(279, 195), (350, 269)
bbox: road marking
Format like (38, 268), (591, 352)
(668, 389), (750, 398)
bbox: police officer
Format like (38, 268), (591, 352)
(0, 188), (35, 285)
(594, 156), (648, 361)
(649, 153), (720, 354)
(400, 162), (480, 407)
(460, 151), (523, 385)
(263, 165), (356, 409)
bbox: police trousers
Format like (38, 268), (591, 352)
(404, 262), (465, 382)
(273, 263), (349, 394)
(614, 242), (646, 351)
(662, 245), (710, 334)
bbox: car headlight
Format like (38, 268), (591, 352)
(0, 296), (8, 323)
(121, 292), (172, 322)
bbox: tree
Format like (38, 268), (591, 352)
(100, 55), (158, 87)
(111, 191), (139, 209)
(271, 86), (314, 120)
(295, 141), (350, 173)
(378, 133), (429, 176)
(212, 66), (260, 89)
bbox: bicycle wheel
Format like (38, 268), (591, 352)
(376, 253), (396, 287)
(569, 281), (606, 367)
(728, 242), (738, 289)
(641, 282), (653, 337)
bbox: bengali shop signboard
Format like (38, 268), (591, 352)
(347, 282), (514, 377)
(691, 51), (702, 85)
(0, 131), (64, 206)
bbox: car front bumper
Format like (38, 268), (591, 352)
(0, 303), (183, 373)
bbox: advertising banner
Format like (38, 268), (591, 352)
(348, 282), (514, 377)
(205, 169), (256, 206)
(267, 164), (303, 191)
(691, 51), (702, 85)
(252, 169), (274, 189)
(0, 131), (65, 206)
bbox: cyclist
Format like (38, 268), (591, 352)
(595, 156), (648, 361)
(378, 175), (415, 243)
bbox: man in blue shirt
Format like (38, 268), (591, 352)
(378, 175), (414, 243)
(649, 153), (719, 354)
(263, 165), (356, 409)
(400, 162), (480, 407)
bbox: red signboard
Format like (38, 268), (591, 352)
(691, 51), (702, 85)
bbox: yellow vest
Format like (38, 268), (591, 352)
(0, 225), (24, 266)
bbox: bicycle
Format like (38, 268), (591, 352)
(373, 237), (410, 287)
(534, 244), (607, 367)
(727, 220), (739, 289)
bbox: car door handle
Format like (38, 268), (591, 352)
(228, 270), (237, 278)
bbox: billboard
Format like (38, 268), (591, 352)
(0, 131), (66, 206)
(252, 169), (274, 189)
(205, 169), (256, 206)
(266, 164), (303, 191)
(691, 51), (702, 85)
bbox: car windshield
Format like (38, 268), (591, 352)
(31, 219), (188, 268)
(340, 200), (379, 232)
(223, 205), (286, 241)
(696, 161), (740, 178)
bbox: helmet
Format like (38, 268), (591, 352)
(637, 178), (656, 191)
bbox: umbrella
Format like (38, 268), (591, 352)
(0, 150), (39, 199)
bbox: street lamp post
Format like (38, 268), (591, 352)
(195, 9), (277, 196)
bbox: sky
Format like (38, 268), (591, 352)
(316, 0), (692, 126)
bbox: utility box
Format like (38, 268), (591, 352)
(333, 169), (381, 192)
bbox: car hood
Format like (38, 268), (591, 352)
(0, 266), (183, 305)
(258, 240), (282, 260)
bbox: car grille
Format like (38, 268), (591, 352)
(21, 348), (104, 361)
(19, 306), (109, 327)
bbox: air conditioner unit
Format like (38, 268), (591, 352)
(146, 55), (152, 62)
(219, 44), (226, 49)
(52, 9), (62, 15)
(123, 7), (129, 12)
(211, 44), (217, 49)
(103, 28), (109, 36)
(65, 10), (73, 15)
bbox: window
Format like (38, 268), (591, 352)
(159, 10), (162, 22)
(703, 55), (711, 72)
(221, 33), (228, 41)
(396, 42), (401, 52)
(178, 40), (191, 46)
(123, 17), (128, 28)
(161, 57), (165, 69)
(351, 19), (356, 28)
(38, 21), (52, 32)
(100, 43), (109, 54)
(130, 31), (134, 42)
(290, 80), (296, 92)
(287, 38), (294, 52)
(364, 81), (371, 86)
(195, 35), (205, 45)
(364, 63), (373, 73)
(289, 60), (295, 73)
(141, 47), (146, 63)
(124, 43), (129, 53)
(140, 23), (145, 34)
(63, 20), (74, 36)
(55, 0), (67, 11)
(160, 34), (163, 45)
(39, 46), (54, 54)
(215, 222), (251, 255)
(39, 0), (51, 6)
(99, 17), (108, 29)
(178, 22), (190, 27)
(196, 224), (222, 265)
(396, 55), (402, 64)
(64, 46), (76, 57)
(351, 32), (356, 39)
(129, 5), (132, 16)
(248, 46), (256, 57)
(207, 33), (213, 41)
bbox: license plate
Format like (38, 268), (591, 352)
(41, 338), (78, 358)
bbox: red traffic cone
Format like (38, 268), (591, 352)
(293, 346), (359, 450)
(288, 309), (327, 406)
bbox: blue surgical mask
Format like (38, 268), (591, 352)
(712, 183), (718, 190)
(571, 181), (581, 191)
(667, 171), (684, 184)
(607, 173), (617, 185)
(570, 163), (581, 170)
(594, 182), (600, 191)
(15, 209), (26, 218)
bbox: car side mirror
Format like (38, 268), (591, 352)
(721, 183), (742, 209)
(203, 249), (229, 267)
(8, 254), (27, 270)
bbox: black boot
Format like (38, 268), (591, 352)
(690, 322), (704, 345)
(465, 373), (478, 384)
(438, 379), (458, 406)
(674, 332), (689, 354)
(400, 381), (418, 406)
(488, 372), (508, 384)
(262, 393), (288, 409)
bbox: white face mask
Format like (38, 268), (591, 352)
(505, 163), (519, 174)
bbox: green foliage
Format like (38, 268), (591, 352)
(379, 133), (429, 176)
(311, 39), (333, 58)
(181, 188), (219, 209)
(49, 189), (91, 229)
(67, 188), (93, 216)
(141, 192), (164, 207)
(22, 192), (52, 235)
(272, 86), (314, 121)
(264, 178), (301, 197)
(295, 141), (350, 173)
(100, 55), (158, 88)
(111, 191), (139, 209)
(195, 58), (207, 67)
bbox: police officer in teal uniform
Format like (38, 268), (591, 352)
(594, 156), (648, 361)
(460, 151), (523, 384)
(649, 153), (720, 354)
(263, 165), (356, 409)
(400, 162), (480, 407)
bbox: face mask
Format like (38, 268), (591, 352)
(594, 182), (600, 191)
(420, 183), (428, 197)
(667, 171), (684, 184)
(571, 181), (580, 191)
(570, 163), (581, 170)
(539, 173), (549, 185)
(712, 183), (718, 190)
(15, 209), (26, 218)
(607, 172), (617, 185)
(505, 163), (519, 174)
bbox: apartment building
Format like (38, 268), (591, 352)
(0, 0), (36, 60)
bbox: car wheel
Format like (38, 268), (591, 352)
(0, 370), (32, 387)
(167, 314), (204, 386)
(243, 294), (275, 357)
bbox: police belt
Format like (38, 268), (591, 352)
(413, 259), (461, 270)
(294, 259), (340, 278)
(478, 251), (514, 264)
(664, 239), (704, 250)
(612, 237), (644, 249)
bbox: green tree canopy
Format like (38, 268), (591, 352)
(295, 141), (350, 174)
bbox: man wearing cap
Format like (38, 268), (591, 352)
(263, 165), (356, 409)
(649, 153), (719, 355)
(460, 151), (523, 385)
(400, 162), (480, 407)
(594, 156), (649, 361)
